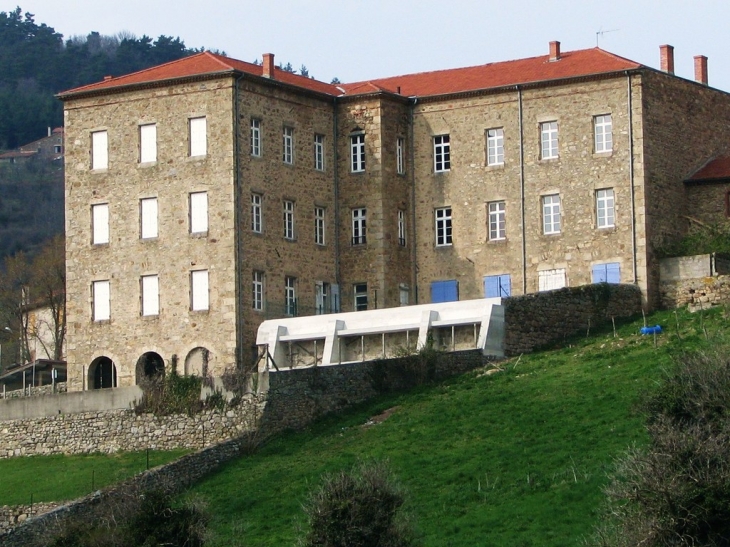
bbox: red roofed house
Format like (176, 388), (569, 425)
(58, 42), (730, 390)
(0, 127), (64, 164)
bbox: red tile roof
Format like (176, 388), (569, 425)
(59, 47), (643, 100)
(687, 156), (730, 182)
(59, 51), (341, 97)
(340, 47), (642, 97)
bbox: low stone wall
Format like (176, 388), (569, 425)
(503, 283), (643, 355)
(2, 382), (67, 399)
(0, 401), (263, 458)
(660, 274), (730, 309)
(0, 503), (59, 536)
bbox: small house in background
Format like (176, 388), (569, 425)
(0, 127), (64, 164)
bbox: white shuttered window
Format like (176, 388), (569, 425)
(189, 117), (207, 157)
(140, 198), (158, 239)
(93, 280), (110, 321)
(141, 275), (159, 316)
(190, 192), (208, 234)
(91, 130), (108, 169)
(191, 270), (209, 311)
(139, 124), (157, 163)
(92, 203), (109, 245)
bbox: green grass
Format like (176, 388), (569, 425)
(188, 307), (730, 546)
(0, 449), (188, 506)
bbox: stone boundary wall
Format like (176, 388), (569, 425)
(2, 382), (67, 399)
(503, 283), (643, 355)
(660, 274), (730, 309)
(0, 503), (59, 536)
(0, 402), (263, 458)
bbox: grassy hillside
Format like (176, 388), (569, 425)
(188, 307), (727, 546)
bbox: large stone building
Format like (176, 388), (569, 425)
(59, 41), (730, 390)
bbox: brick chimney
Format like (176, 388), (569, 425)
(262, 53), (275, 79)
(694, 55), (708, 85)
(660, 45), (674, 74)
(549, 41), (561, 62)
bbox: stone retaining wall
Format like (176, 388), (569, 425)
(0, 503), (59, 536)
(503, 283), (643, 355)
(2, 382), (67, 399)
(659, 275), (730, 310)
(0, 401), (263, 458)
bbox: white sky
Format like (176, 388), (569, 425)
(15, 0), (730, 91)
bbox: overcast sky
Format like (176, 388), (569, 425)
(15, 0), (730, 90)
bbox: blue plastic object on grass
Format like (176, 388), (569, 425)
(640, 325), (662, 335)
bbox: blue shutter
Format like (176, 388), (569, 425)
(592, 264), (607, 283)
(431, 280), (458, 303)
(606, 263), (620, 284)
(484, 275), (511, 297)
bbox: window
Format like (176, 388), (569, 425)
(140, 197), (158, 239)
(351, 134), (365, 172)
(596, 189), (615, 228)
(315, 281), (330, 315)
(139, 124), (157, 163)
(283, 200), (295, 240)
(538, 269), (566, 291)
(594, 114), (613, 153)
(251, 193), (262, 233)
(91, 130), (108, 170)
(190, 270), (209, 311)
(54, 145), (62, 154)
(487, 128), (504, 166)
(91, 203), (109, 245)
(314, 206), (325, 245)
(434, 135), (450, 172)
(435, 207), (452, 246)
(285, 276), (297, 316)
(488, 201), (506, 241)
(92, 280), (110, 321)
(399, 284), (409, 307)
(252, 271), (264, 311)
(540, 121), (558, 159)
(398, 210), (406, 246)
(282, 127), (294, 164)
(352, 208), (366, 245)
(484, 274), (511, 298)
(314, 134), (325, 171)
(542, 194), (561, 234)
(396, 137), (405, 174)
(189, 117), (207, 157)
(354, 283), (368, 311)
(592, 263), (620, 284)
(431, 280), (458, 303)
(190, 192), (208, 234)
(250, 119), (261, 157)
(141, 275), (159, 316)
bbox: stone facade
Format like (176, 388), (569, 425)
(60, 44), (730, 392)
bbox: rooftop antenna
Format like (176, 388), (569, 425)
(596, 27), (619, 47)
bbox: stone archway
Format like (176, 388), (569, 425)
(135, 351), (165, 385)
(184, 347), (210, 377)
(89, 356), (117, 389)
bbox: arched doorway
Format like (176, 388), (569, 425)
(135, 352), (165, 385)
(89, 356), (117, 389)
(184, 347), (210, 377)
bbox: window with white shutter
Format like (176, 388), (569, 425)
(92, 203), (109, 245)
(93, 280), (110, 321)
(189, 117), (207, 157)
(190, 192), (208, 234)
(139, 124), (157, 163)
(141, 275), (159, 316)
(191, 270), (209, 311)
(140, 198), (158, 239)
(91, 130), (108, 170)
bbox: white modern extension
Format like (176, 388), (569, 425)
(255, 298), (504, 372)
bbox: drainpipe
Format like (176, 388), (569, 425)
(333, 101), (341, 293)
(517, 86), (527, 294)
(409, 98), (418, 303)
(627, 72), (638, 284)
(233, 72), (246, 368)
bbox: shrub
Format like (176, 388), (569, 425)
(300, 460), (417, 547)
(594, 348), (730, 546)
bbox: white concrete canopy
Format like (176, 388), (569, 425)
(255, 298), (504, 372)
